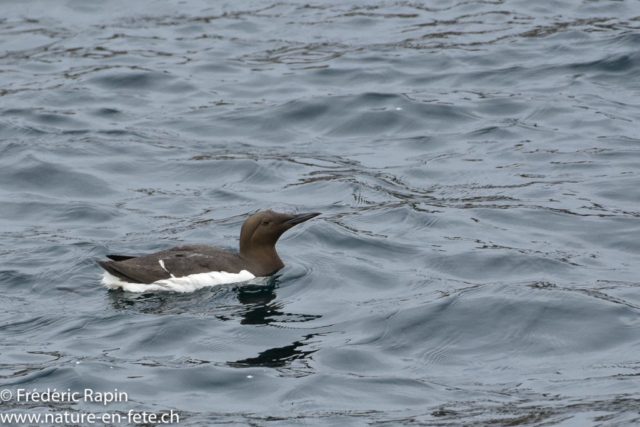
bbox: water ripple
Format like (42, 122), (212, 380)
(1, 0), (640, 425)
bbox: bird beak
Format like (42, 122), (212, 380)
(286, 212), (321, 225)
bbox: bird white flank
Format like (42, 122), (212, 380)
(101, 270), (256, 293)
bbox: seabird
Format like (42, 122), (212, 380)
(98, 210), (320, 293)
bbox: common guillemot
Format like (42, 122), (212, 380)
(98, 210), (320, 293)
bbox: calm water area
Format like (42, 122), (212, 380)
(1, 0), (640, 425)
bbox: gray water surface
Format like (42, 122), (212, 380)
(1, 0), (640, 425)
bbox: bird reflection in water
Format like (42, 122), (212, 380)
(229, 280), (321, 369)
(107, 275), (321, 369)
(228, 334), (319, 368)
(235, 282), (321, 326)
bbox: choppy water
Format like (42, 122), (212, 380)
(2, 0), (640, 425)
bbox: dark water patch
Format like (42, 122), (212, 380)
(87, 70), (186, 93)
(207, 92), (481, 142)
(602, 32), (640, 49)
(126, 158), (292, 202)
(0, 200), (60, 225)
(373, 283), (640, 365)
(52, 203), (123, 224)
(0, 154), (114, 198)
(571, 52), (640, 74)
(425, 248), (577, 282)
(92, 107), (124, 117)
(238, 42), (352, 66)
(191, 62), (242, 74)
(0, 270), (38, 292)
(302, 218), (422, 264)
(30, 111), (87, 128)
(470, 97), (533, 118)
(0, 119), (54, 138)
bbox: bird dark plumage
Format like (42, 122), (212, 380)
(105, 255), (137, 262)
(98, 210), (320, 286)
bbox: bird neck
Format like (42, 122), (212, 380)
(240, 245), (284, 274)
